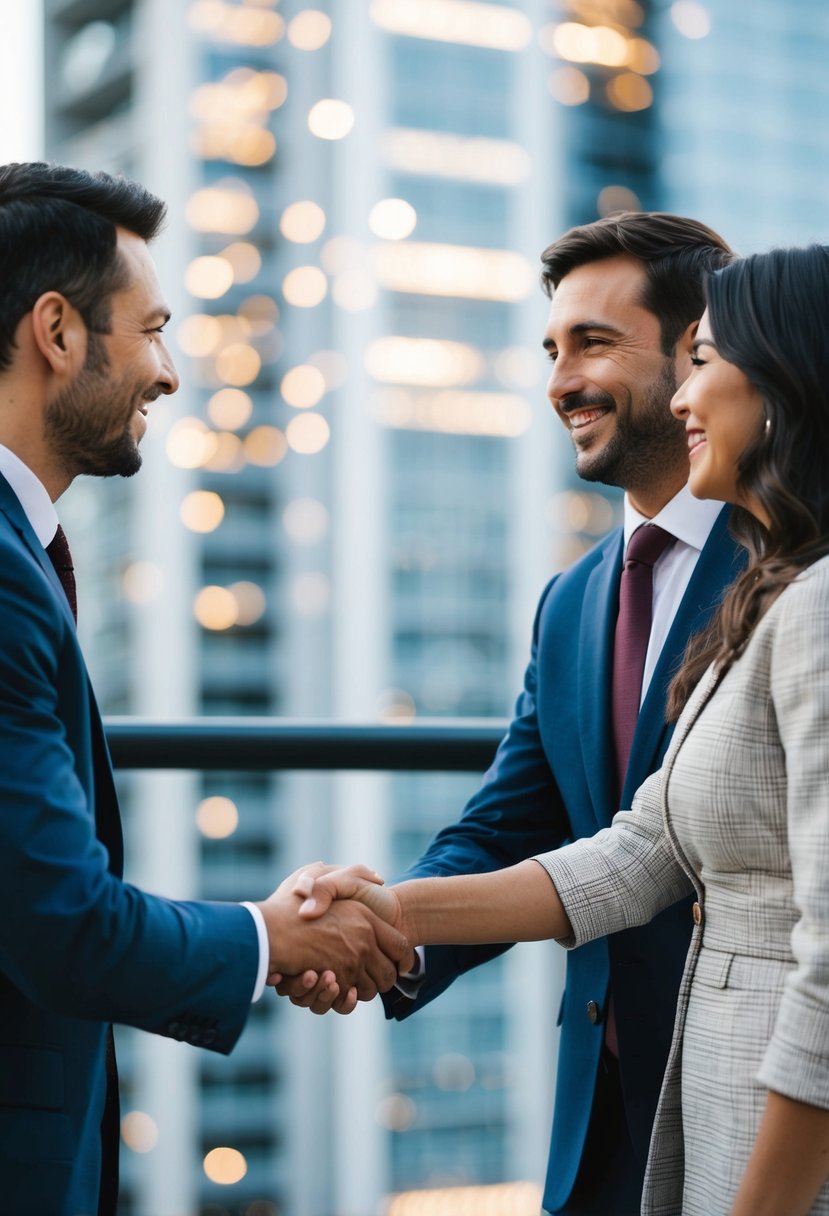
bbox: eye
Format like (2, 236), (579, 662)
(583, 336), (608, 349)
(545, 350), (558, 363)
(689, 355), (706, 367)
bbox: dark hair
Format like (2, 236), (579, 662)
(540, 211), (734, 354)
(668, 245), (829, 717)
(0, 161), (166, 370)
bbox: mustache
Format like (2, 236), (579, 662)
(560, 390), (616, 415)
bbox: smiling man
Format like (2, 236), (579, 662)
(0, 162), (409, 1216)
(373, 214), (746, 1216)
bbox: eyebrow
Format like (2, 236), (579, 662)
(542, 321), (624, 351)
(691, 337), (717, 354)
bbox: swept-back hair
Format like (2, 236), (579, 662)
(668, 245), (829, 716)
(541, 211), (734, 353)
(0, 161), (166, 370)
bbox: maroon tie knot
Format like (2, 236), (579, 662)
(624, 522), (675, 570)
(46, 524), (78, 623)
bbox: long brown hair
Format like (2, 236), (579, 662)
(668, 246), (829, 719)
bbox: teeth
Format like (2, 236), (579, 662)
(569, 408), (607, 429)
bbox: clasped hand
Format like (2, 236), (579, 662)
(266, 863), (413, 1015)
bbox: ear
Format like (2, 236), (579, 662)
(673, 318), (699, 382)
(30, 292), (88, 378)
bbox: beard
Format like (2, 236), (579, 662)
(45, 332), (145, 480)
(569, 359), (688, 492)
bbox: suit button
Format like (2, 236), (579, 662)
(692, 901), (703, 926)
(586, 1000), (600, 1025)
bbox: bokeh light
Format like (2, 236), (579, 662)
(121, 1111), (159, 1154)
(368, 198), (417, 240)
(283, 497), (330, 544)
(282, 266), (328, 307)
(202, 1146), (248, 1185)
(180, 491), (225, 533)
(287, 10), (332, 50)
(307, 98), (355, 140)
(244, 426), (288, 466)
(195, 795), (239, 839)
(281, 364), (327, 408)
(207, 387), (253, 429)
(280, 200), (326, 243)
(286, 413), (330, 454)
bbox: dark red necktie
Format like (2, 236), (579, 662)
(611, 523), (675, 798)
(46, 524), (77, 623)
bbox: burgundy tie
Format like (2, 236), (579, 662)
(46, 524), (77, 623)
(611, 524), (675, 798)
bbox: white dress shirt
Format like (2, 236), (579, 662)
(0, 444), (268, 1002)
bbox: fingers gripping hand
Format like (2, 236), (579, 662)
(293, 864), (399, 925)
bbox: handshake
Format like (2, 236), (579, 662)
(255, 863), (415, 1015)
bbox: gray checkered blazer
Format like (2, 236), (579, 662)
(536, 555), (829, 1215)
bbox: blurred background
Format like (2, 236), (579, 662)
(1, 1), (828, 1213)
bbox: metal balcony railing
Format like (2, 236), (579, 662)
(104, 718), (509, 773)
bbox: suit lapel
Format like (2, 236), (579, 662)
(0, 474), (76, 631)
(578, 529), (624, 828)
(621, 506), (744, 807)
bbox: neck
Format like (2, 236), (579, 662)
(626, 472), (687, 520)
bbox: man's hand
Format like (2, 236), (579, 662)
(256, 863), (410, 1003)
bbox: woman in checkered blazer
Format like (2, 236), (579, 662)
(298, 245), (829, 1214)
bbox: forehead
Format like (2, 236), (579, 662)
(545, 254), (658, 338)
(113, 227), (166, 315)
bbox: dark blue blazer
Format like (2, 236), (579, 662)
(383, 506), (743, 1212)
(0, 474), (259, 1216)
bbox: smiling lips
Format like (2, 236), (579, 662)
(687, 429), (706, 457)
(567, 406), (611, 431)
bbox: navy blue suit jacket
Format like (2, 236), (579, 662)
(383, 506), (743, 1211)
(0, 474), (259, 1215)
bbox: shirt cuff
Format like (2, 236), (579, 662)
(394, 945), (426, 999)
(241, 902), (269, 1003)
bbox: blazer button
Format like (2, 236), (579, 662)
(586, 1000), (600, 1025)
(692, 901), (703, 926)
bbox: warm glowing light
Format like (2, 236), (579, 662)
(368, 198), (417, 240)
(308, 349), (348, 390)
(287, 10), (332, 49)
(281, 364), (327, 408)
(122, 562), (163, 605)
(177, 314), (223, 357)
(207, 387), (253, 429)
(671, 1), (711, 38)
(374, 388), (532, 437)
(238, 294), (279, 327)
(286, 413), (330, 454)
(189, 2), (284, 47)
(203, 432), (245, 473)
(193, 125), (276, 166)
(280, 201), (327, 243)
(244, 426), (288, 466)
(215, 343), (261, 386)
(219, 242), (262, 284)
(190, 68), (287, 121)
(307, 98), (355, 140)
(545, 22), (629, 67)
(186, 184), (259, 235)
(386, 1180), (543, 1215)
(291, 572), (330, 617)
(597, 184), (642, 216)
(627, 37), (660, 74)
(180, 491), (225, 533)
(283, 498), (329, 544)
(383, 128), (531, 185)
(121, 1111), (159, 1154)
(196, 795), (239, 839)
(365, 337), (484, 387)
(166, 418), (218, 469)
(332, 270), (378, 312)
(372, 242), (535, 301)
(376, 1094), (417, 1132)
(370, 0), (532, 51)
(230, 581), (266, 625)
(567, 0), (644, 25)
(185, 256), (234, 300)
(548, 65), (590, 105)
(606, 72), (653, 112)
(203, 1146), (248, 1185)
(282, 266), (328, 307)
(194, 586), (238, 631)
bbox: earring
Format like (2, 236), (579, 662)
(764, 416), (772, 437)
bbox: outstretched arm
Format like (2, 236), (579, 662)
(294, 858), (572, 947)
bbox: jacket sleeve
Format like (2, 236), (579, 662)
(385, 577), (576, 1018)
(533, 769), (693, 945)
(759, 563), (829, 1106)
(0, 536), (257, 1054)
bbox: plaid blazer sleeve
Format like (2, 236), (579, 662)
(758, 563), (829, 1107)
(533, 769), (693, 947)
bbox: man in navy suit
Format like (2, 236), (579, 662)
(0, 162), (408, 1216)
(282, 213), (742, 1214)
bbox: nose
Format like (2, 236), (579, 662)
(670, 376), (690, 422)
(546, 356), (586, 409)
(157, 342), (180, 396)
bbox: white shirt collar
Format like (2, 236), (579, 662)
(0, 444), (59, 547)
(623, 482), (724, 553)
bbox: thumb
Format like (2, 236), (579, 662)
(295, 865), (383, 919)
